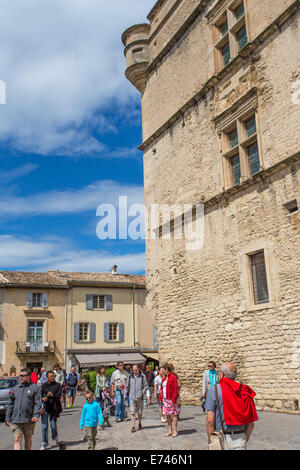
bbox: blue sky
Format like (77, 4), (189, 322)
(0, 0), (155, 274)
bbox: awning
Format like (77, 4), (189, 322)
(74, 352), (146, 368)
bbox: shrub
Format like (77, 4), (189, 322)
(86, 371), (97, 392)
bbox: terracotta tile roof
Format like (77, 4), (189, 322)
(0, 271), (67, 287)
(0, 271), (145, 288)
(51, 271), (145, 287)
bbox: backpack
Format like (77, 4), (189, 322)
(67, 373), (78, 387)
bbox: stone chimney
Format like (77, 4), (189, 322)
(111, 265), (118, 275)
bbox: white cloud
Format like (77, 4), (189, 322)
(0, 234), (145, 273)
(0, 163), (38, 183)
(0, 179), (144, 217)
(0, 0), (153, 156)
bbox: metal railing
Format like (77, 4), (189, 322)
(16, 341), (57, 354)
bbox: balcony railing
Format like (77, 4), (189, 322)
(16, 341), (57, 355)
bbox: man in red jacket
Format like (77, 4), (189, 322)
(206, 362), (258, 450)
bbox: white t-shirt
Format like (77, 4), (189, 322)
(162, 379), (167, 399)
(154, 375), (163, 394)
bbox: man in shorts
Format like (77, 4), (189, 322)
(125, 364), (148, 433)
(66, 366), (80, 409)
(5, 368), (42, 450)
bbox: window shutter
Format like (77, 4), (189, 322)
(119, 323), (125, 342)
(153, 325), (158, 350)
(74, 323), (80, 343)
(42, 292), (48, 308)
(90, 323), (96, 343)
(248, 143), (260, 175)
(104, 323), (110, 342)
(86, 294), (93, 310)
(105, 295), (113, 311)
(26, 292), (33, 309)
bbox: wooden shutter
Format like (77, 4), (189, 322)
(86, 294), (93, 310)
(104, 323), (110, 342)
(105, 295), (113, 311)
(42, 292), (48, 308)
(26, 292), (33, 309)
(119, 323), (125, 342)
(74, 323), (80, 343)
(90, 323), (96, 343)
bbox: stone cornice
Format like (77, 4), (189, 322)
(139, 0), (300, 152)
(147, 0), (210, 75)
(155, 151), (300, 233)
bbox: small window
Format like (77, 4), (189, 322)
(220, 20), (228, 37)
(222, 42), (231, 66)
(79, 323), (89, 341)
(109, 323), (118, 341)
(245, 116), (256, 137)
(229, 128), (238, 148)
(237, 26), (248, 49)
(32, 293), (42, 307)
(249, 251), (269, 304)
(234, 2), (245, 21)
(93, 295), (105, 309)
(284, 199), (298, 214)
(248, 142), (260, 175)
(231, 154), (241, 185)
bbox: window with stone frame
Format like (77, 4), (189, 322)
(93, 294), (105, 309)
(79, 323), (89, 341)
(249, 251), (270, 304)
(213, 0), (248, 71)
(109, 323), (118, 341)
(220, 110), (261, 188)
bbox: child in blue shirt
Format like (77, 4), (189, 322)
(80, 391), (103, 450)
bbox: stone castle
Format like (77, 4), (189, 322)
(122, 0), (300, 413)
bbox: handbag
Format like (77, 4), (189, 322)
(208, 385), (229, 451)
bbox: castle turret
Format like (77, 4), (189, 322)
(122, 24), (150, 93)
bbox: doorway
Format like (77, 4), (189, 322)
(26, 362), (43, 373)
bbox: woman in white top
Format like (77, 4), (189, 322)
(154, 367), (167, 423)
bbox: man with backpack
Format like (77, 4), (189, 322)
(66, 366), (80, 409)
(125, 364), (148, 433)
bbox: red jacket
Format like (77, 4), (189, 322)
(159, 373), (179, 403)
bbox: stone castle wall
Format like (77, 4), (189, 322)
(126, 0), (300, 413)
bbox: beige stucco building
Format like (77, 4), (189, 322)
(0, 270), (157, 374)
(123, 0), (300, 413)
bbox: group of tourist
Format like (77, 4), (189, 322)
(4, 359), (258, 451)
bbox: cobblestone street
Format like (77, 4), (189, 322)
(1, 396), (300, 450)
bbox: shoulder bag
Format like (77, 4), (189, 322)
(208, 385), (229, 451)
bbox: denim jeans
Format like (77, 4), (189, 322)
(114, 390), (125, 419)
(42, 410), (58, 445)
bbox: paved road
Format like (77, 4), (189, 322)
(1, 397), (300, 450)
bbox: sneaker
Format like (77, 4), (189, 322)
(40, 445), (48, 450)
